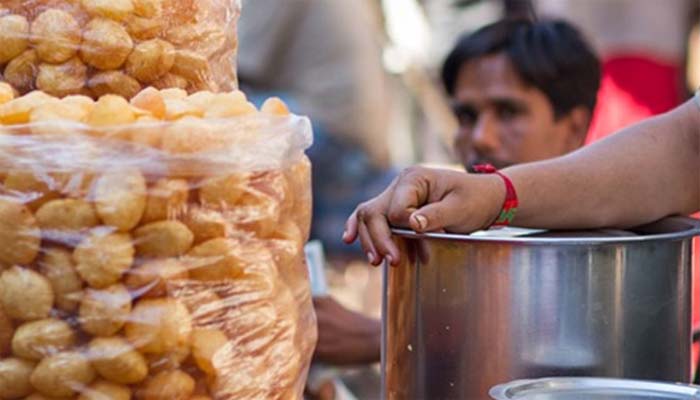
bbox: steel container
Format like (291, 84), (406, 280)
(382, 217), (700, 399)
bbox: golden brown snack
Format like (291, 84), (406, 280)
(3, 169), (62, 210)
(0, 266), (53, 321)
(0, 14), (29, 65)
(163, 98), (202, 120)
(36, 198), (99, 231)
(170, 50), (209, 84)
(125, 258), (188, 298)
(133, 0), (162, 17)
(134, 220), (194, 258)
(141, 178), (188, 223)
(203, 92), (256, 119)
(86, 94), (137, 128)
(130, 87), (166, 119)
(261, 97), (291, 116)
(185, 238), (246, 281)
(74, 232), (135, 289)
(0, 82), (15, 105)
(0, 89), (50, 124)
(38, 247), (84, 312)
(0, 357), (35, 399)
(30, 99), (91, 128)
(77, 380), (131, 400)
(190, 328), (228, 375)
(30, 351), (96, 397)
(30, 9), (81, 64)
(81, 18), (134, 70)
(36, 58), (88, 98)
(198, 173), (249, 209)
(126, 39), (175, 83)
(125, 298), (192, 354)
(135, 369), (195, 400)
(94, 167), (146, 230)
(82, 0), (135, 21)
(182, 206), (229, 244)
(144, 343), (189, 374)
(11, 318), (76, 360)
(151, 73), (188, 91)
(2, 49), (39, 94)
(89, 336), (149, 384)
(0, 304), (13, 357)
(88, 71), (142, 100)
(79, 284), (131, 337)
(125, 14), (163, 40)
(25, 393), (74, 400)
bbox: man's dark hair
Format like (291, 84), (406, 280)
(442, 19), (601, 118)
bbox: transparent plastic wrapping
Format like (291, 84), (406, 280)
(0, 88), (316, 400)
(0, 0), (240, 98)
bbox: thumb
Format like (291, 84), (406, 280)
(409, 194), (466, 233)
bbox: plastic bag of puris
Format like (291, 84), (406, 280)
(0, 0), (240, 99)
(0, 85), (316, 400)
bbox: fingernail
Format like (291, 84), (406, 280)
(413, 214), (428, 231)
(342, 230), (349, 240)
(367, 252), (375, 264)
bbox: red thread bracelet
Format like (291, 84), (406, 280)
(472, 164), (518, 227)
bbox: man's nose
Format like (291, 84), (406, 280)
(472, 114), (499, 155)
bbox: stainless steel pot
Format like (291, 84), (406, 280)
(382, 217), (700, 400)
(490, 377), (700, 399)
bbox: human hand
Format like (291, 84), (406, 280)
(313, 296), (381, 366)
(343, 166), (505, 266)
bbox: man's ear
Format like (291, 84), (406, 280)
(560, 106), (592, 150)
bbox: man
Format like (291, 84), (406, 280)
(317, 18), (601, 368)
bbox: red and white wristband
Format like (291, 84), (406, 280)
(472, 164), (518, 227)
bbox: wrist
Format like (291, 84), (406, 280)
(472, 165), (514, 229)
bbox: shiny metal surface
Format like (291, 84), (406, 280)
(382, 217), (700, 400)
(489, 377), (700, 399)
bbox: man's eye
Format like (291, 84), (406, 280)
(455, 108), (477, 125)
(497, 105), (519, 121)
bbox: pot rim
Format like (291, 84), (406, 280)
(392, 216), (700, 246)
(489, 377), (700, 399)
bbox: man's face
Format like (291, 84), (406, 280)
(452, 53), (585, 170)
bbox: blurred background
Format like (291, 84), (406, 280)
(237, 0), (700, 398)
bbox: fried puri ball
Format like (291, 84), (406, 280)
(82, 0), (135, 21)
(74, 232), (135, 289)
(185, 238), (246, 281)
(125, 14), (163, 40)
(81, 18), (134, 70)
(203, 92), (256, 119)
(126, 39), (175, 83)
(0, 82), (15, 104)
(30, 9), (81, 64)
(0, 266), (52, 321)
(11, 318), (76, 360)
(141, 178), (188, 223)
(79, 284), (132, 337)
(3, 49), (38, 93)
(198, 173), (249, 209)
(133, 0), (162, 17)
(124, 258), (188, 298)
(87, 95), (137, 127)
(143, 341), (189, 373)
(0, 303), (13, 356)
(0, 89), (52, 126)
(0, 358), (35, 399)
(94, 167), (146, 231)
(38, 247), (84, 312)
(0, 14), (29, 65)
(191, 328), (228, 375)
(36, 198), (99, 231)
(151, 73), (189, 91)
(0, 198), (40, 266)
(134, 220), (194, 258)
(30, 351), (96, 397)
(135, 369), (195, 400)
(3, 168), (62, 210)
(88, 71), (142, 99)
(77, 380), (131, 400)
(130, 87), (166, 119)
(36, 57), (87, 98)
(125, 298), (192, 354)
(182, 206), (229, 244)
(30, 98), (92, 127)
(261, 97), (291, 116)
(170, 50), (209, 84)
(89, 336), (149, 384)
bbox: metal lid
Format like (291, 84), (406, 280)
(489, 377), (700, 399)
(392, 216), (700, 246)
